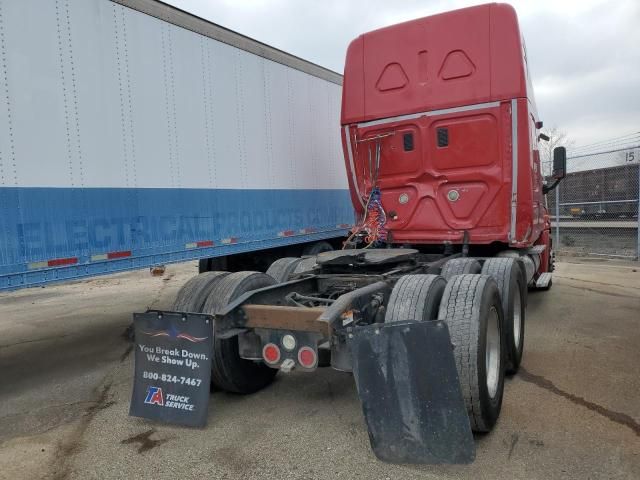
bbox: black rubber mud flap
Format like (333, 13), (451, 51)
(350, 320), (475, 464)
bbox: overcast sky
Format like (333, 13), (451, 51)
(167, 0), (639, 147)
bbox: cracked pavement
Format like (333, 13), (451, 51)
(0, 259), (639, 479)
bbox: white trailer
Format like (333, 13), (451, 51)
(0, 0), (352, 290)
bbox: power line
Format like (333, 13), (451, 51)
(570, 131), (640, 151)
(572, 139), (639, 152)
(570, 138), (640, 155)
(570, 137), (640, 155)
(568, 144), (640, 160)
(572, 130), (640, 149)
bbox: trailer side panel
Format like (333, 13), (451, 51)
(0, 0), (352, 290)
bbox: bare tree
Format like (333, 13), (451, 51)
(539, 126), (574, 176)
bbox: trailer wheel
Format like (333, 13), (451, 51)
(173, 271), (230, 312)
(302, 241), (333, 256)
(385, 274), (447, 323)
(266, 257), (302, 283)
(202, 272), (278, 394)
(481, 258), (526, 374)
(440, 258), (481, 281)
(437, 274), (505, 432)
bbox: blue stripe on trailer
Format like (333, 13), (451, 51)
(0, 187), (353, 290)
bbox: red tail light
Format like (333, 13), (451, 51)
(297, 346), (317, 368)
(262, 343), (281, 364)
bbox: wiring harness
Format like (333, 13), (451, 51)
(343, 133), (393, 249)
(344, 187), (388, 248)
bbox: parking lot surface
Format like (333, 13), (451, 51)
(1, 258), (639, 479)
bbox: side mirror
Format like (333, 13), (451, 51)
(552, 146), (566, 180)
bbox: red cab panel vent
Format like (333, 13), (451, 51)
(439, 50), (475, 80)
(376, 62), (409, 92)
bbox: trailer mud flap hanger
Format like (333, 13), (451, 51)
(349, 319), (475, 464)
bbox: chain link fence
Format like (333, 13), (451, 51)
(545, 145), (639, 259)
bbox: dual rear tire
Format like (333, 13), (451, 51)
(173, 271), (278, 394)
(437, 274), (505, 432)
(441, 257), (526, 374)
(481, 258), (526, 374)
(385, 272), (506, 432)
(265, 257), (302, 283)
(265, 253), (323, 283)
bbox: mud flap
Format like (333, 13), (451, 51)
(350, 320), (475, 464)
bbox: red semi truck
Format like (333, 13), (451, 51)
(149, 3), (566, 463)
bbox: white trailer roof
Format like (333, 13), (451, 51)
(113, 0), (343, 85)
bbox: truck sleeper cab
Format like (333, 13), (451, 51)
(342, 3), (548, 252)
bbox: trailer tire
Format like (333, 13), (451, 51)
(302, 241), (333, 256)
(266, 257), (303, 283)
(440, 258), (481, 281)
(481, 258), (526, 374)
(385, 274), (447, 323)
(202, 272), (278, 394)
(173, 271), (230, 312)
(437, 274), (505, 432)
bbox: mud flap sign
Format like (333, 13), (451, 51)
(129, 311), (213, 427)
(350, 320), (475, 464)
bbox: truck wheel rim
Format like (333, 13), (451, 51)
(513, 288), (522, 350)
(486, 306), (501, 399)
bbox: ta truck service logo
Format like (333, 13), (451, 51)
(144, 387), (195, 411)
(144, 387), (164, 406)
(130, 312), (213, 427)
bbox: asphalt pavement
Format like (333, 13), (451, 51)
(1, 259), (639, 479)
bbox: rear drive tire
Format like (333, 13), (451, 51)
(440, 258), (481, 281)
(385, 274), (447, 323)
(481, 258), (526, 374)
(173, 271), (230, 312)
(266, 257), (302, 283)
(292, 256), (318, 275)
(202, 272), (278, 394)
(437, 274), (505, 432)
